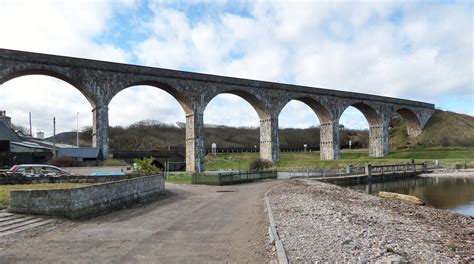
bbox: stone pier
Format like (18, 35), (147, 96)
(260, 116), (280, 162)
(320, 121), (340, 160)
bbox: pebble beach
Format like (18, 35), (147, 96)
(266, 179), (474, 263)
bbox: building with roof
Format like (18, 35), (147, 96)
(0, 111), (102, 167)
(57, 148), (103, 166)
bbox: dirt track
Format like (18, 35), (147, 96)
(0, 181), (276, 263)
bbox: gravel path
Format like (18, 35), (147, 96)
(267, 179), (474, 263)
(0, 181), (277, 263)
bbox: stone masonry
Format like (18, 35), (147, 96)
(8, 175), (165, 219)
(0, 49), (436, 172)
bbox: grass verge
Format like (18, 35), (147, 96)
(165, 173), (193, 184)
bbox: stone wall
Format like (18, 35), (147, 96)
(8, 175), (164, 219)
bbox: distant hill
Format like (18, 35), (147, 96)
(44, 131), (75, 143)
(390, 110), (474, 150)
(74, 120), (368, 151)
(54, 110), (472, 152)
(44, 132), (81, 146)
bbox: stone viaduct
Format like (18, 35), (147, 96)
(0, 49), (435, 172)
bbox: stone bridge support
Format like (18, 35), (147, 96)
(368, 117), (390, 157)
(260, 115), (280, 163)
(185, 110), (205, 173)
(92, 105), (109, 158)
(320, 120), (340, 160)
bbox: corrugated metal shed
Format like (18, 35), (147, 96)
(25, 137), (76, 149)
(11, 141), (50, 150)
(57, 147), (102, 159)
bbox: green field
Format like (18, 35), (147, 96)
(165, 173), (193, 184)
(0, 183), (88, 210)
(204, 148), (474, 171)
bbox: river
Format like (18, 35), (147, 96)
(345, 176), (474, 216)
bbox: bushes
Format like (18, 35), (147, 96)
(249, 158), (274, 171)
(133, 157), (162, 175)
(47, 157), (80, 167)
(102, 159), (128, 166)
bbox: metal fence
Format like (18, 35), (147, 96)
(279, 165), (366, 179)
(280, 162), (432, 179)
(192, 170), (277, 186)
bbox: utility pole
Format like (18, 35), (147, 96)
(53, 117), (56, 157)
(29, 112), (32, 136)
(76, 112), (79, 147)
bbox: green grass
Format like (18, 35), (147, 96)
(204, 148), (474, 171)
(0, 183), (89, 210)
(165, 173), (193, 184)
(397, 110), (474, 149)
(387, 148), (474, 159)
(205, 152), (259, 171)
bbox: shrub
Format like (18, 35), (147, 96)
(102, 159), (128, 166)
(249, 158), (274, 171)
(133, 157), (161, 175)
(47, 156), (80, 167)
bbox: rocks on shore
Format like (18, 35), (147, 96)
(266, 179), (474, 263)
(378, 191), (425, 205)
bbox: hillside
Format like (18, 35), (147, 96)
(48, 110), (472, 151)
(44, 132), (78, 146)
(390, 110), (474, 149)
(73, 120), (368, 151)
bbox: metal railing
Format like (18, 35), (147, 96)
(280, 165), (366, 179)
(192, 170), (277, 185)
(364, 163), (428, 181)
(281, 162), (430, 179)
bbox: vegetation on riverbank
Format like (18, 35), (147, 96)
(0, 183), (89, 210)
(165, 173), (192, 184)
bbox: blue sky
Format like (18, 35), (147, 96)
(0, 0), (472, 136)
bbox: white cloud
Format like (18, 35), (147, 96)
(0, 0), (134, 136)
(0, 0), (131, 62)
(0, 0), (471, 139)
(204, 94), (259, 127)
(279, 100), (321, 128)
(131, 0), (472, 125)
(108, 86), (185, 126)
(339, 107), (371, 129)
(0, 76), (91, 136)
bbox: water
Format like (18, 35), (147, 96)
(346, 177), (474, 216)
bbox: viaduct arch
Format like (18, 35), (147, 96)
(0, 49), (436, 172)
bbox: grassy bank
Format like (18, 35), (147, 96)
(0, 183), (88, 210)
(165, 173), (193, 184)
(204, 148), (474, 171)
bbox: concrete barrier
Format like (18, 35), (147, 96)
(8, 175), (164, 219)
(264, 189), (288, 264)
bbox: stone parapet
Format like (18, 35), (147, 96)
(8, 175), (165, 219)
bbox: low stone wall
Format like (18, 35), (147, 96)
(0, 174), (142, 185)
(8, 175), (164, 219)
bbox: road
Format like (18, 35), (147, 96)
(0, 181), (276, 263)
